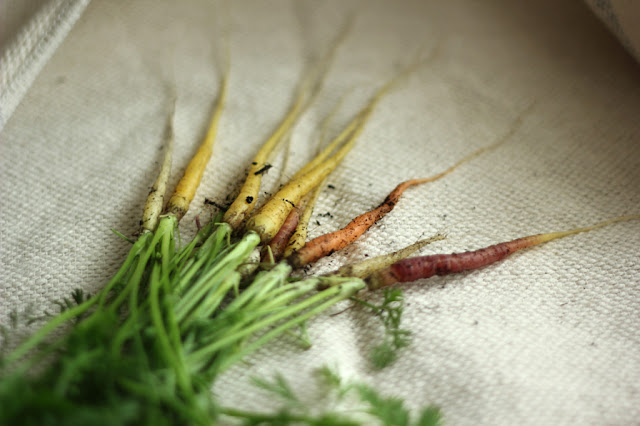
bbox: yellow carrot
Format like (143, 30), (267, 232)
(283, 94), (356, 258)
(290, 69), (409, 182)
(325, 234), (445, 280)
(283, 184), (323, 258)
(140, 101), (175, 233)
(245, 62), (429, 244)
(222, 27), (348, 231)
(222, 94), (306, 230)
(290, 114), (361, 182)
(245, 117), (364, 243)
(263, 199), (305, 263)
(165, 73), (228, 221)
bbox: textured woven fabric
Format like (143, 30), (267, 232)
(0, 0), (91, 130)
(1, 0), (639, 424)
(584, 0), (640, 61)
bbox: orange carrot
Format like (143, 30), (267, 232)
(288, 178), (432, 268)
(287, 104), (534, 268)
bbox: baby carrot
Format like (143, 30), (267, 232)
(325, 234), (445, 280)
(282, 94), (358, 258)
(366, 214), (640, 289)
(245, 119), (363, 243)
(140, 102), (175, 233)
(283, 186), (323, 258)
(246, 65), (419, 244)
(287, 79), (393, 184)
(288, 178), (432, 268)
(288, 105), (533, 267)
(222, 88), (308, 230)
(287, 151), (498, 268)
(222, 29), (347, 231)
(165, 71), (228, 221)
(263, 205), (302, 263)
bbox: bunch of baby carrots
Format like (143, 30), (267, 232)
(1, 44), (638, 425)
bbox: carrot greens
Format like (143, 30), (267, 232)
(219, 366), (441, 425)
(352, 288), (412, 370)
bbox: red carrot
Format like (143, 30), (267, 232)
(262, 207), (301, 263)
(366, 214), (639, 289)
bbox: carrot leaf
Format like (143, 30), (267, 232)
(353, 288), (411, 370)
(222, 366), (442, 426)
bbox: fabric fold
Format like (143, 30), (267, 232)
(0, 0), (91, 130)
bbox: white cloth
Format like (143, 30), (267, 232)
(1, 1), (639, 425)
(0, 0), (91, 130)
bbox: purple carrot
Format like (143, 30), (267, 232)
(366, 214), (639, 289)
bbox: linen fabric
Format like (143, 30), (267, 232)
(1, 1), (639, 424)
